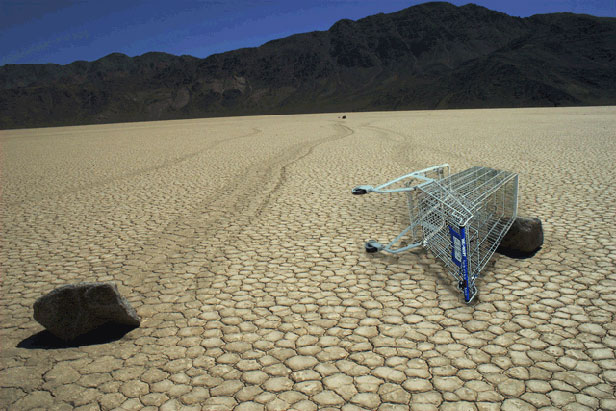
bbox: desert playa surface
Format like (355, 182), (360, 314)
(1, 107), (615, 410)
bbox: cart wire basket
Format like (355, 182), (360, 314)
(352, 164), (518, 303)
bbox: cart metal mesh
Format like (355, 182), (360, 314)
(352, 164), (518, 303)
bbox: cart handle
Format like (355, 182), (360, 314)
(351, 164), (449, 195)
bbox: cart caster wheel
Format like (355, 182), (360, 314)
(365, 241), (379, 253)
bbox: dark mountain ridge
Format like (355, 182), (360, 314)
(1, 2), (615, 129)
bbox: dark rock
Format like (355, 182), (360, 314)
(497, 217), (543, 258)
(33, 282), (140, 342)
(342, 115), (347, 119)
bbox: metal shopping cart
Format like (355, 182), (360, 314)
(352, 164), (518, 303)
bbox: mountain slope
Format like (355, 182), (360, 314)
(1, 2), (615, 129)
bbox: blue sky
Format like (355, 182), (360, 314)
(1, 0), (615, 66)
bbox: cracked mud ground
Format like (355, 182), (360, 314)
(1, 107), (615, 410)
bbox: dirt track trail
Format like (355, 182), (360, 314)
(1, 108), (615, 410)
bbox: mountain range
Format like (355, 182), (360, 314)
(1, 2), (615, 129)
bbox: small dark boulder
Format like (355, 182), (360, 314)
(33, 282), (140, 342)
(342, 115), (347, 119)
(497, 217), (544, 258)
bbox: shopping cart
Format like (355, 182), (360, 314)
(352, 164), (518, 303)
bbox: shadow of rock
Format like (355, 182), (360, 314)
(17, 322), (138, 349)
(496, 246), (542, 259)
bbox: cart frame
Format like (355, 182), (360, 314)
(352, 164), (518, 303)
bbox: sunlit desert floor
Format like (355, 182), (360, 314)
(1, 107), (615, 410)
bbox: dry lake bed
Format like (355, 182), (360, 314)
(1, 107), (615, 410)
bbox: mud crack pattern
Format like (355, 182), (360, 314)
(1, 108), (615, 410)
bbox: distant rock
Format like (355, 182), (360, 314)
(33, 282), (140, 341)
(497, 217), (543, 257)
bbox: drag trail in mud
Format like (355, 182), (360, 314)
(1, 107), (615, 410)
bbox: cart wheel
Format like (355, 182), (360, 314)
(365, 242), (379, 253)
